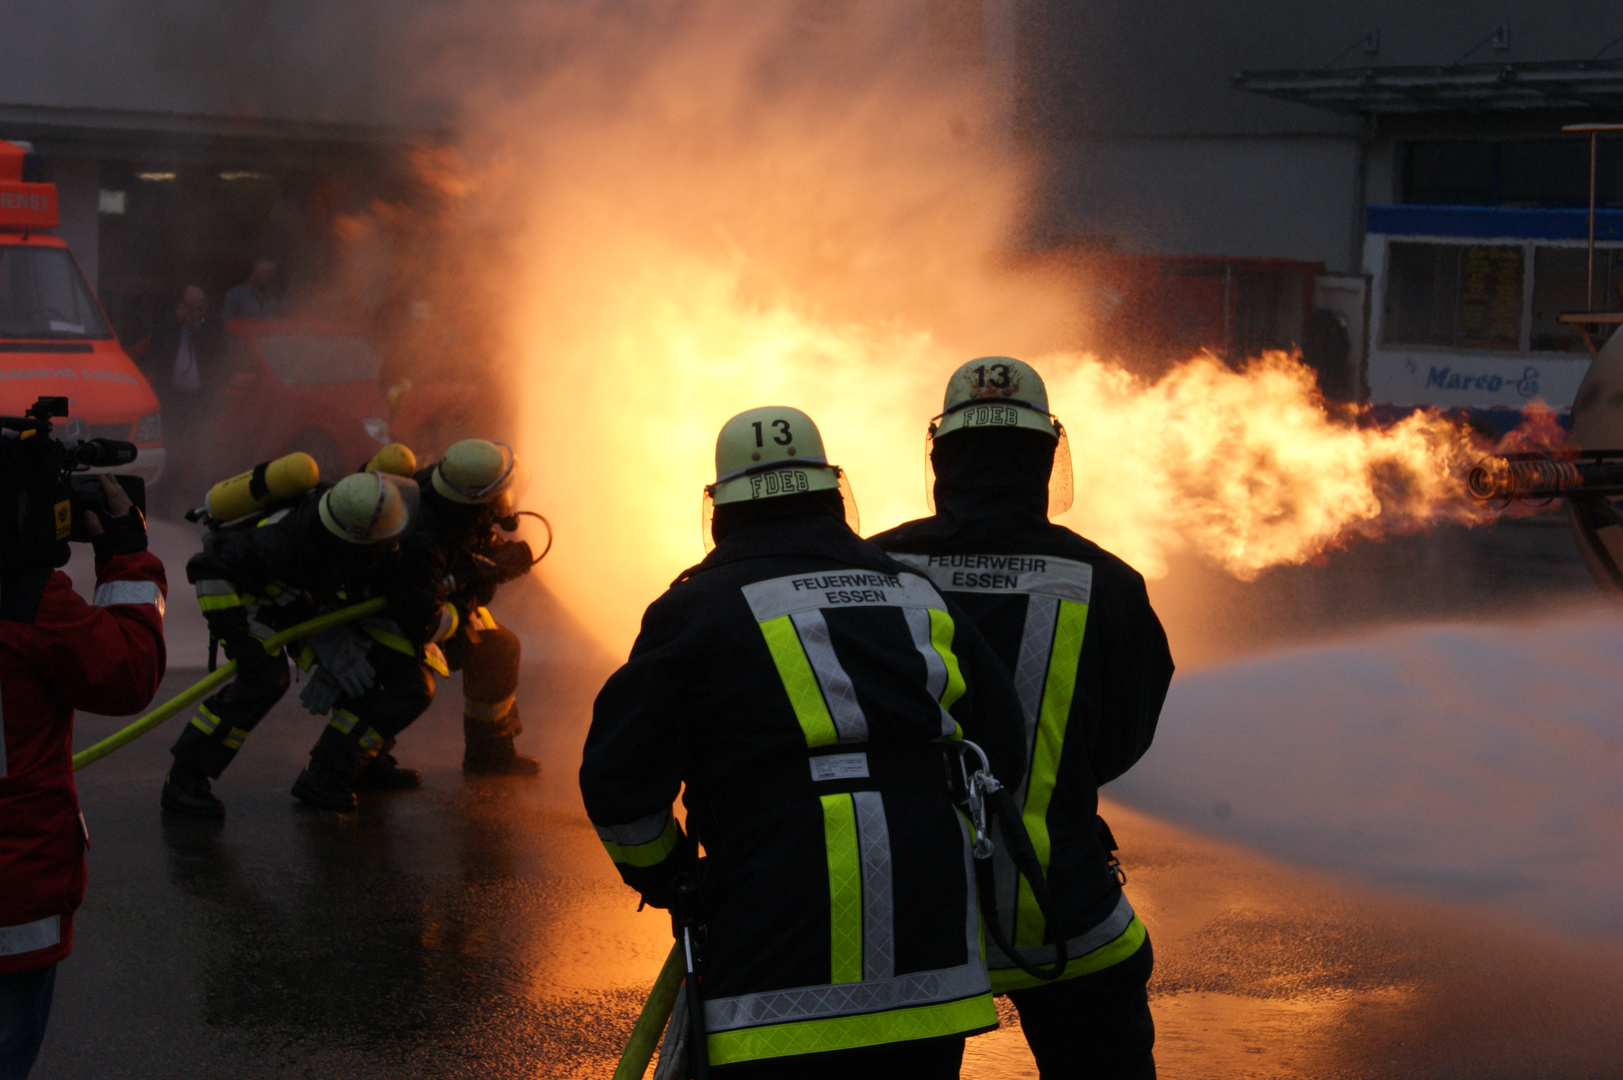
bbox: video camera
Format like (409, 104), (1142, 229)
(0, 395), (143, 570)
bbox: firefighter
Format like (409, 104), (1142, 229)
(870, 358), (1174, 1080)
(581, 406), (1028, 1079)
(404, 439), (540, 775)
(160, 470), (441, 817)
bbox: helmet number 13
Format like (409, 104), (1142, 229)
(973, 363), (1012, 390)
(752, 419), (794, 447)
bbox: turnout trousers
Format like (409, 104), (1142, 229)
(713, 1034), (965, 1080)
(441, 622), (522, 745)
(171, 632), (435, 781)
(1005, 934), (1156, 1080)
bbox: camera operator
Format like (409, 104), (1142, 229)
(0, 475), (166, 1079)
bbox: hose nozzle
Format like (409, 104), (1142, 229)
(1467, 454), (1584, 501)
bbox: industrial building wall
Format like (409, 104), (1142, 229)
(1033, 136), (1363, 269)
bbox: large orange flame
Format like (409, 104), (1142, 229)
(404, 2), (1505, 655)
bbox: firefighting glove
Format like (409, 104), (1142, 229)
(221, 628), (268, 676)
(487, 540), (535, 583)
(299, 669), (344, 715)
(307, 626), (376, 699)
(90, 505), (148, 562)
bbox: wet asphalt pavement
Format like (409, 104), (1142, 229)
(38, 662), (1623, 1080)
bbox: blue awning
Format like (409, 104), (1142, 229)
(1366, 204), (1623, 241)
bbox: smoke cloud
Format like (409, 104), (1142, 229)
(391, 1), (1497, 656)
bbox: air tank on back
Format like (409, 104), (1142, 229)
(1567, 328), (1623, 595)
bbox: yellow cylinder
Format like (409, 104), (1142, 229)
(365, 443), (417, 477)
(206, 452), (321, 522)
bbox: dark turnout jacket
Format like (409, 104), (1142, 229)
(581, 506), (1026, 1068)
(871, 429), (1173, 994)
(187, 492), (437, 653)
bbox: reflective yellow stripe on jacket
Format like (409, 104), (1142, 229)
(720, 571), (993, 1062)
(595, 809), (680, 868)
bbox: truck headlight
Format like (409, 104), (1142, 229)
(131, 413), (163, 443)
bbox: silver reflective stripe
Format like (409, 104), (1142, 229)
(94, 580), (165, 617)
(1001, 595), (1059, 929)
(957, 812), (980, 960)
(194, 578), (236, 597)
(742, 571), (946, 622)
(703, 960), (989, 1032)
(0, 915), (60, 957)
(890, 553), (1093, 603)
(903, 607), (956, 737)
(985, 892), (1136, 971)
(852, 791), (894, 981)
(594, 808), (671, 846)
(790, 610), (867, 741)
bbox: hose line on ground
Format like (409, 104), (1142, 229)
(71, 597), (388, 772)
(613, 942), (684, 1080)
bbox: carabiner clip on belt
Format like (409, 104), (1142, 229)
(953, 740), (1070, 982)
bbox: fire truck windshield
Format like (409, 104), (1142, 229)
(0, 245), (111, 340)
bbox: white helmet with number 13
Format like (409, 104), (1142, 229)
(926, 357), (1073, 516)
(703, 406), (858, 549)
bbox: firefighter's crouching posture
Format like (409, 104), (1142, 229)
(405, 439), (539, 775)
(161, 471), (440, 817)
(872, 358), (1174, 1080)
(581, 407), (1027, 1079)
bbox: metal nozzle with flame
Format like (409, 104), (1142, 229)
(1467, 451), (1623, 502)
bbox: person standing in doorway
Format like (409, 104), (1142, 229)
(221, 258), (288, 320)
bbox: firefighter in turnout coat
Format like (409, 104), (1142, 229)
(581, 406), (1028, 1079)
(870, 358), (1174, 1080)
(161, 471), (440, 816)
(403, 440), (540, 776)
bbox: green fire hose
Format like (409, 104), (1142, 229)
(613, 942), (684, 1080)
(71, 597), (387, 772)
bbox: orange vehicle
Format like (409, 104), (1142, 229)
(0, 141), (164, 483)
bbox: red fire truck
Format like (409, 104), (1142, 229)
(0, 141), (164, 482)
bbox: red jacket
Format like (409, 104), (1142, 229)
(0, 551), (166, 974)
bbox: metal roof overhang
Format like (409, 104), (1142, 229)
(0, 101), (450, 166)
(1232, 59), (1623, 116)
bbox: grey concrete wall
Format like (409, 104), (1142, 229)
(49, 156), (101, 288)
(1034, 136), (1364, 269)
(0, 0), (441, 130)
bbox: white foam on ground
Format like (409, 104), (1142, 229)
(1109, 601), (1623, 939)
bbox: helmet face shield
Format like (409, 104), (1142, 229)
(1049, 423), (1074, 516)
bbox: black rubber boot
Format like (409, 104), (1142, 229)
(291, 762), (359, 810)
(462, 734), (541, 777)
(353, 752), (422, 791)
(161, 763), (225, 819)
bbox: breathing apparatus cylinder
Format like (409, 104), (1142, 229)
(365, 442), (417, 477)
(205, 452), (320, 523)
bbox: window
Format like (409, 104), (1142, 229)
(1405, 142), (1494, 205)
(254, 334), (380, 385)
(1403, 139), (1623, 207)
(1384, 242), (1523, 350)
(1530, 246), (1623, 352)
(0, 246), (111, 340)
